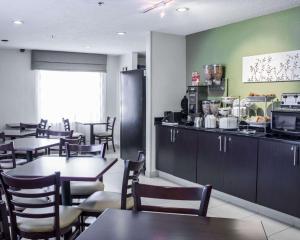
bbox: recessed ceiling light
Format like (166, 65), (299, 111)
(13, 20), (24, 25)
(1, 39), (9, 42)
(98, 1), (104, 6)
(176, 7), (189, 12)
(117, 32), (126, 36)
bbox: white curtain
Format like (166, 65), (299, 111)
(36, 70), (106, 129)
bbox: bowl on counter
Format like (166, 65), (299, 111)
(222, 96), (236, 105)
(219, 107), (231, 116)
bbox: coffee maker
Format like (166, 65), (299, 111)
(187, 86), (208, 117)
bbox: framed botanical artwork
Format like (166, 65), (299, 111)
(242, 50), (300, 83)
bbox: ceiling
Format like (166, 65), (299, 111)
(0, 0), (299, 55)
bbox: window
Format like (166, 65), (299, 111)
(36, 70), (106, 124)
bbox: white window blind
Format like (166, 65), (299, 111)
(36, 70), (106, 124)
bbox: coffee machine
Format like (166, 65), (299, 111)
(187, 86), (208, 117)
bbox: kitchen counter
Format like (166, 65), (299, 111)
(155, 121), (300, 144)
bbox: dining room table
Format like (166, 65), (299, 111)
(5, 137), (60, 162)
(76, 208), (267, 240)
(5, 123), (37, 129)
(3, 129), (36, 139)
(76, 121), (107, 144)
(7, 156), (118, 206)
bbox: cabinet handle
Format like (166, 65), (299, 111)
(293, 146), (298, 167)
(170, 129), (173, 143)
(224, 136), (227, 153)
(218, 136), (222, 152)
(173, 129), (176, 143)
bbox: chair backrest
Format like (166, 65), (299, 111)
(107, 117), (116, 134)
(47, 129), (73, 138)
(0, 132), (5, 143)
(0, 200), (11, 240)
(0, 172), (61, 239)
(120, 159), (145, 209)
(39, 119), (48, 129)
(65, 143), (107, 159)
(62, 118), (71, 131)
(35, 128), (49, 138)
(0, 142), (17, 169)
(132, 183), (212, 216)
(59, 137), (81, 157)
(20, 123), (39, 131)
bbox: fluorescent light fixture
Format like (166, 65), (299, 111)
(13, 20), (24, 25)
(143, 0), (173, 13)
(176, 7), (189, 12)
(117, 32), (126, 36)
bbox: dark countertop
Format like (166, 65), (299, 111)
(155, 122), (300, 145)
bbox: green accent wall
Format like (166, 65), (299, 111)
(186, 7), (300, 98)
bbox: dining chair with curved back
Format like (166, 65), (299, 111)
(0, 171), (81, 240)
(62, 118), (86, 144)
(38, 119), (48, 129)
(58, 137), (81, 157)
(132, 183), (212, 217)
(0, 142), (27, 169)
(65, 143), (107, 204)
(94, 117), (116, 152)
(79, 157), (145, 221)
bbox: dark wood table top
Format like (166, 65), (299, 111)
(6, 123), (36, 129)
(5, 138), (59, 151)
(7, 156), (118, 181)
(77, 122), (106, 125)
(76, 209), (267, 240)
(3, 129), (35, 138)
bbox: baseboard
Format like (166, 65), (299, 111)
(157, 170), (300, 229)
(145, 170), (158, 178)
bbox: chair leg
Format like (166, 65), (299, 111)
(106, 137), (109, 150)
(112, 137), (116, 152)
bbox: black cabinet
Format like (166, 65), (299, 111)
(197, 132), (224, 190)
(257, 139), (300, 217)
(197, 132), (258, 201)
(156, 126), (197, 182)
(223, 135), (258, 202)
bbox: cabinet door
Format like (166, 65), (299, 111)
(197, 132), (224, 190)
(156, 126), (174, 175)
(223, 135), (258, 202)
(173, 129), (197, 182)
(257, 140), (300, 217)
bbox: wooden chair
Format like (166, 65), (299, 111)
(58, 137), (81, 157)
(0, 142), (27, 169)
(94, 117), (116, 152)
(35, 128), (49, 138)
(132, 183), (212, 217)
(78, 157), (145, 219)
(0, 171), (81, 240)
(65, 143), (106, 204)
(0, 200), (10, 240)
(38, 119), (48, 129)
(62, 118), (86, 144)
(47, 129), (73, 139)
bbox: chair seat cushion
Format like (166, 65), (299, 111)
(17, 206), (81, 233)
(94, 131), (111, 137)
(70, 181), (104, 196)
(78, 191), (133, 213)
(0, 158), (27, 169)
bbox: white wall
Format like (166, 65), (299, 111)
(0, 49), (37, 129)
(146, 32), (186, 176)
(105, 55), (121, 144)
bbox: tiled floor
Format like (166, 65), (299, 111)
(104, 147), (300, 240)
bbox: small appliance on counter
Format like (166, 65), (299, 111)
(205, 114), (217, 128)
(280, 93), (300, 109)
(162, 111), (182, 124)
(219, 116), (238, 129)
(187, 86), (208, 117)
(270, 93), (300, 137)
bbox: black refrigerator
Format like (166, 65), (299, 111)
(120, 69), (146, 162)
